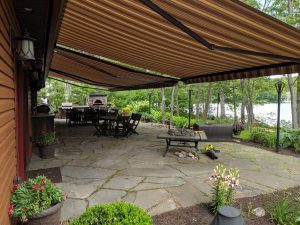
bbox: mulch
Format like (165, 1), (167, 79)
(26, 167), (62, 183)
(233, 138), (300, 158)
(153, 186), (300, 225)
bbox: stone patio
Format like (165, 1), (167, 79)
(28, 122), (300, 222)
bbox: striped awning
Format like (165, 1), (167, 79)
(50, 0), (300, 89)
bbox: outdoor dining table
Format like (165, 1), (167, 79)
(95, 115), (130, 136)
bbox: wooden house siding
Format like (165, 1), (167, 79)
(0, 0), (19, 224)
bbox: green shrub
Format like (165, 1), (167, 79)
(35, 132), (56, 146)
(69, 202), (153, 225)
(172, 116), (188, 128)
(250, 127), (276, 148)
(129, 101), (149, 114)
(267, 193), (300, 225)
(142, 113), (154, 122)
(280, 129), (300, 152)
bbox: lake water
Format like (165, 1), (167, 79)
(194, 102), (292, 126)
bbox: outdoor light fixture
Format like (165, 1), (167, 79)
(275, 80), (285, 152)
(15, 31), (36, 61)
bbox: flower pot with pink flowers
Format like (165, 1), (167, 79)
(9, 176), (66, 225)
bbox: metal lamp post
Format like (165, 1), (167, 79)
(188, 89), (193, 129)
(232, 85), (237, 122)
(148, 92), (152, 114)
(275, 80), (285, 152)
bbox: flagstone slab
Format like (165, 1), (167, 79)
(61, 199), (87, 221)
(149, 198), (178, 215)
(120, 166), (184, 177)
(61, 166), (116, 179)
(103, 176), (144, 190)
(134, 189), (171, 210)
(88, 189), (127, 206)
(144, 177), (186, 186)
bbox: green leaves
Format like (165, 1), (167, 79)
(10, 176), (64, 222)
(69, 202), (153, 225)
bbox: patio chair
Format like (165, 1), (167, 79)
(67, 109), (82, 125)
(124, 113), (142, 136)
(114, 115), (128, 138)
(83, 108), (98, 125)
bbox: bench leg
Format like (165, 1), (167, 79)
(195, 141), (200, 159)
(163, 139), (170, 157)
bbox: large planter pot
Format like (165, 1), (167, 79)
(38, 144), (56, 159)
(27, 202), (62, 225)
(233, 129), (241, 135)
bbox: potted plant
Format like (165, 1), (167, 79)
(9, 176), (66, 224)
(121, 107), (131, 117)
(35, 132), (56, 159)
(232, 121), (244, 135)
(203, 144), (218, 160)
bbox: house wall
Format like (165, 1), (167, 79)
(0, 0), (20, 224)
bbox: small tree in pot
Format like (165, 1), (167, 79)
(35, 132), (56, 159)
(9, 176), (66, 224)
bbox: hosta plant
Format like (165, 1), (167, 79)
(209, 164), (240, 213)
(9, 176), (65, 223)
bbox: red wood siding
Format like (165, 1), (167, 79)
(0, 0), (19, 224)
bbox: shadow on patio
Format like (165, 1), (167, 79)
(28, 120), (300, 222)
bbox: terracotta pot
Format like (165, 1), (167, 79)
(38, 143), (56, 159)
(27, 202), (62, 225)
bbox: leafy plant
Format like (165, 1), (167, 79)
(204, 144), (214, 152)
(69, 202), (153, 225)
(9, 176), (65, 223)
(142, 113), (154, 122)
(35, 132), (56, 146)
(280, 129), (300, 152)
(267, 192), (300, 225)
(250, 127), (276, 148)
(209, 164), (240, 213)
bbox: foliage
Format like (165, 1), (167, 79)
(34, 132), (56, 146)
(142, 113), (154, 122)
(280, 129), (300, 152)
(9, 176), (64, 223)
(250, 127), (276, 148)
(267, 192), (300, 225)
(122, 107), (131, 112)
(209, 164), (240, 213)
(128, 101), (149, 114)
(69, 202), (153, 225)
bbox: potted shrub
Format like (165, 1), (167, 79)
(121, 106), (131, 117)
(35, 132), (56, 159)
(203, 144), (218, 160)
(69, 202), (153, 225)
(232, 121), (244, 135)
(9, 176), (66, 224)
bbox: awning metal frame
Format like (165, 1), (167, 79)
(140, 0), (300, 63)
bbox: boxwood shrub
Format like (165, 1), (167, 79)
(69, 202), (153, 225)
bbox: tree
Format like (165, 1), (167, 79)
(220, 87), (225, 118)
(287, 74), (298, 128)
(195, 83), (201, 120)
(203, 83), (213, 121)
(175, 83), (179, 116)
(161, 88), (166, 124)
(240, 79), (247, 124)
(169, 85), (176, 126)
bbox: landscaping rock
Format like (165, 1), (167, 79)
(252, 207), (266, 217)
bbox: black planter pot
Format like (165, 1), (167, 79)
(38, 144), (56, 159)
(233, 129), (241, 135)
(205, 150), (218, 160)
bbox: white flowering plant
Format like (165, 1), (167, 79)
(209, 164), (240, 213)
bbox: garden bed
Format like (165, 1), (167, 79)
(153, 186), (300, 225)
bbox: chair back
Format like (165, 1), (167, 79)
(129, 113), (142, 129)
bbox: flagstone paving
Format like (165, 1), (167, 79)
(28, 122), (300, 222)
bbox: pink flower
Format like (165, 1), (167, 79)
(8, 204), (14, 216)
(41, 179), (47, 185)
(32, 184), (39, 190)
(39, 186), (45, 191)
(12, 184), (18, 191)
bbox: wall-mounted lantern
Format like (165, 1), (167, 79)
(15, 31), (35, 61)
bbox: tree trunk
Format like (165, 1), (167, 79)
(175, 83), (179, 116)
(195, 83), (201, 121)
(203, 83), (213, 121)
(297, 74), (300, 127)
(220, 87), (225, 118)
(240, 79), (246, 125)
(246, 80), (255, 128)
(287, 74), (298, 128)
(169, 85), (176, 126)
(161, 88), (166, 124)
